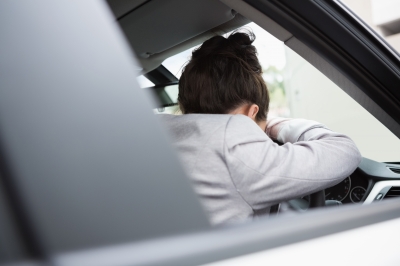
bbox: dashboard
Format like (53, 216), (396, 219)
(325, 157), (400, 204)
(325, 175), (368, 203)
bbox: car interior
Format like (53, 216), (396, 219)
(107, 0), (400, 209)
(1, 0), (400, 265)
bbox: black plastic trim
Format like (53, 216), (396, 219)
(144, 65), (179, 85)
(332, 0), (400, 62)
(144, 81), (179, 89)
(357, 157), (400, 181)
(362, 178), (375, 202)
(144, 82), (179, 108)
(316, 1), (400, 77)
(387, 166), (400, 174)
(245, 0), (400, 125)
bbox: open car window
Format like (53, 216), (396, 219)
(3, 1), (400, 265)
(163, 46), (199, 79)
(284, 44), (400, 162)
(161, 22), (290, 117)
(157, 22), (400, 162)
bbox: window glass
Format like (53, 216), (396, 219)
(257, 18), (400, 161)
(249, 23), (289, 117)
(341, 0), (400, 55)
(163, 45), (199, 79)
(163, 23), (289, 117)
(283, 45), (400, 162)
(159, 22), (400, 162)
(154, 105), (181, 115)
(136, 75), (154, 88)
(137, 75), (179, 113)
(153, 84), (181, 115)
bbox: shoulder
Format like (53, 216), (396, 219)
(225, 115), (269, 148)
(157, 114), (233, 129)
(157, 114), (269, 145)
(157, 113), (234, 140)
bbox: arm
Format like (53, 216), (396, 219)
(265, 116), (327, 143)
(225, 115), (362, 210)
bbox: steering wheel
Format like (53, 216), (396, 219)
(270, 140), (327, 211)
(285, 190), (326, 212)
(309, 190), (326, 208)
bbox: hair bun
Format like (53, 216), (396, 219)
(191, 35), (227, 58)
(227, 30), (255, 47)
(191, 30), (255, 59)
(178, 29), (269, 122)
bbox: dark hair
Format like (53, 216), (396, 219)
(178, 30), (269, 122)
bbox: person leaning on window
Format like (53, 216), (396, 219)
(159, 31), (362, 226)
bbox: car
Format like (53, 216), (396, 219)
(0, 0), (400, 265)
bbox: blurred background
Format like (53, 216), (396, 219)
(137, 0), (400, 162)
(281, 0), (400, 163)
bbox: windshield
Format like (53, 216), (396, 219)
(159, 22), (400, 162)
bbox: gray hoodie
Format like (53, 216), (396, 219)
(159, 114), (362, 225)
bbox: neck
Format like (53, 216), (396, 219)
(257, 120), (267, 132)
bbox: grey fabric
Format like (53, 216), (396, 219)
(159, 114), (362, 225)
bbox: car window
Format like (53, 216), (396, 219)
(283, 43), (400, 162)
(159, 21), (400, 162)
(136, 75), (180, 114)
(162, 23), (290, 118)
(163, 45), (200, 79)
(153, 84), (181, 115)
(136, 75), (154, 88)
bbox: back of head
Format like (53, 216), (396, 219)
(178, 31), (269, 122)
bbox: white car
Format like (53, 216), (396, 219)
(0, 0), (400, 265)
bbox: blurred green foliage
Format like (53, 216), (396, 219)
(263, 66), (288, 115)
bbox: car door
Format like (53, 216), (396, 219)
(1, 1), (400, 266)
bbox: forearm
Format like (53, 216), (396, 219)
(226, 115), (362, 209)
(265, 117), (362, 180)
(265, 117), (327, 143)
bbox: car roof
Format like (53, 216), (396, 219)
(106, 0), (251, 73)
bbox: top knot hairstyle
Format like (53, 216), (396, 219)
(178, 30), (269, 122)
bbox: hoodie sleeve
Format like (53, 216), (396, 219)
(224, 115), (362, 210)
